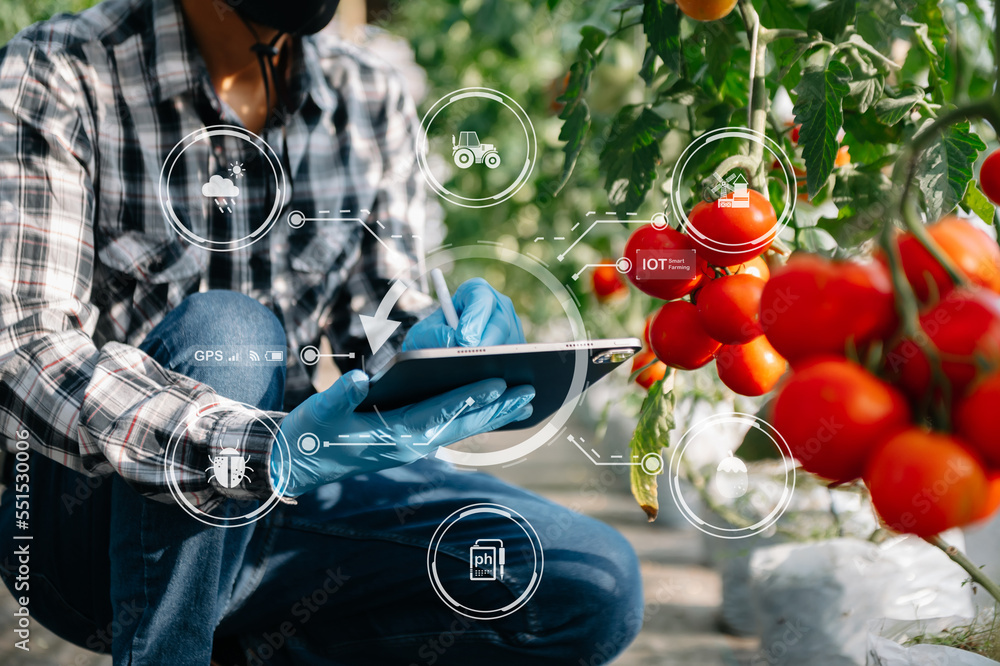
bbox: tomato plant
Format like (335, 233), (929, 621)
(759, 254), (896, 364)
(623, 224), (703, 300)
(889, 288), (1000, 399)
(771, 358), (911, 483)
(393, 0), (1000, 592)
(648, 300), (721, 370)
(714, 335), (785, 396)
(882, 216), (1000, 302)
(591, 261), (628, 301)
(631, 349), (667, 389)
(696, 273), (765, 344)
(675, 0), (738, 22)
(955, 373), (1000, 469)
(865, 429), (989, 538)
(686, 189), (777, 265)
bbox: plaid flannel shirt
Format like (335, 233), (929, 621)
(0, 0), (432, 506)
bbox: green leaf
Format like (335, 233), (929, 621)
(735, 400), (778, 462)
(758, 0), (807, 30)
(907, 0), (947, 62)
(657, 79), (709, 106)
(579, 26), (608, 57)
(873, 87), (924, 126)
(642, 0), (682, 74)
(798, 227), (838, 255)
(793, 60), (852, 197)
(612, 0), (645, 9)
(600, 106), (669, 216)
(553, 58), (595, 195)
(639, 46), (658, 86)
(963, 182), (996, 228)
(900, 3), (946, 102)
(808, 0), (858, 41)
(917, 121), (987, 221)
(846, 71), (884, 114)
(629, 374), (674, 521)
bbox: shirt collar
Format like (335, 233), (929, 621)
(151, 0), (336, 115)
(297, 37), (337, 114)
(151, 0), (205, 104)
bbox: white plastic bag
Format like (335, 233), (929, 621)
(867, 617), (1000, 665)
(748, 533), (974, 665)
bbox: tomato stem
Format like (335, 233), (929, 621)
(628, 358), (658, 384)
(926, 535), (1000, 607)
(878, 208), (952, 429)
(738, 0), (768, 191)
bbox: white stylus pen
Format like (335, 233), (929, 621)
(431, 268), (460, 330)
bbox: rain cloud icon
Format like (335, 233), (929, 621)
(202, 174), (240, 213)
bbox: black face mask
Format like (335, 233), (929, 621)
(233, 0), (341, 36)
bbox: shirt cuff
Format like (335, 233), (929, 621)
(205, 407), (285, 502)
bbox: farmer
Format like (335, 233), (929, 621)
(0, 0), (642, 663)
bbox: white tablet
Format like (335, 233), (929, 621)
(357, 338), (644, 430)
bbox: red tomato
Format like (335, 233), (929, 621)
(973, 473), (1000, 522)
(675, 0), (737, 21)
(759, 254), (897, 364)
(954, 373), (1000, 469)
(623, 225), (703, 301)
(883, 216), (1000, 303)
(686, 190), (777, 265)
(631, 350), (667, 390)
(835, 145), (851, 167)
(591, 261), (628, 302)
(865, 429), (989, 537)
(790, 125), (800, 144)
(714, 335), (786, 396)
(643, 313), (654, 347)
(771, 359), (912, 483)
(697, 274), (765, 344)
(696, 255), (770, 282)
(649, 300), (722, 370)
(980, 149), (1000, 205)
(888, 289), (1000, 398)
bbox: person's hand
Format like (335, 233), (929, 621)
(271, 369), (533, 497)
(402, 278), (526, 350)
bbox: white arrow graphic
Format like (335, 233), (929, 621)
(359, 280), (409, 354)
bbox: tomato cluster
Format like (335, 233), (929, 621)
(764, 216), (1000, 537)
(624, 190), (786, 397)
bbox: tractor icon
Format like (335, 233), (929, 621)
(452, 131), (501, 169)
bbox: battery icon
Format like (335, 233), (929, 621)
(264, 350), (284, 362)
(469, 539), (505, 581)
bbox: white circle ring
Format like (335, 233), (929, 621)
(415, 88), (537, 208)
(668, 412), (796, 539)
(427, 503), (544, 620)
(668, 127), (796, 260)
(158, 125), (287, 252)
(164, 401), (291, 528)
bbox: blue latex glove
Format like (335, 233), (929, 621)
(271, 369), (534, 497)
(403, 278), (526, 350)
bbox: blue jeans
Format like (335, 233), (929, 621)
(0, 291), (643, 665)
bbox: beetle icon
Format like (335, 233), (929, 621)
(207, 445), (254, 489)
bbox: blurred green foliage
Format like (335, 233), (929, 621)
(0, 0), (96, 43)
(387, 0), (652, 342)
